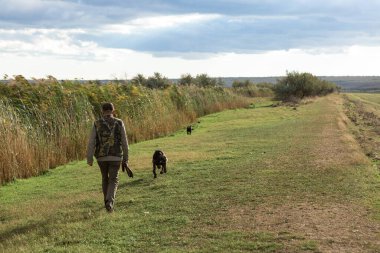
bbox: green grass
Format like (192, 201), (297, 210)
(351, 92), (380, 104)
(347, 93), (380, 110)
(0, 95), (379, 252)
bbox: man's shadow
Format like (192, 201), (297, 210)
(119, 178), (144, 189)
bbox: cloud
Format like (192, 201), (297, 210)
(102, 13), (221, 35)
(1, 0), (380, 59)
(78, 13), (380, 56)
(0, 0), (143, 29)
(0, 28), (99, 60)
(3, 45), (380, 79)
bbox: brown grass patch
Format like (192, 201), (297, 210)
(219, 202), (380, 252)
(2, 191), (100, 223)
(310, 96), (368, 170)
(343, 94), (380, 160)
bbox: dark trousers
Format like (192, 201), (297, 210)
(97, 161), (121, 209)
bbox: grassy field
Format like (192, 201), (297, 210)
(347, 93), (380, 109)
(0, 95), (379, 252)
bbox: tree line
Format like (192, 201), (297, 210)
(127, 73), (224, 89)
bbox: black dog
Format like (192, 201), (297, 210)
(186, 125), (192, 135)
(152, 150), (168, 178)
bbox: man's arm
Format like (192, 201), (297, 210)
(120, 121), (129, 163)
(86, 124), (96, 166)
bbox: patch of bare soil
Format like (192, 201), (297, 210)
(343, 94), (380, 162)
(222, 202), (380, 252)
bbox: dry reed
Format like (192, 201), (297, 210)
(0, 83), (250, 184)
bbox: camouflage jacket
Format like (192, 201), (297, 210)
(87, 116), (129, 163)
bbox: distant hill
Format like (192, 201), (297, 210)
(218, 76), (380, 92)
(319, 76), (380, 92)
(2, 76), (378, 92)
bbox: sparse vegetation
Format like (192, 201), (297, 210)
(232, 79), (274, 97)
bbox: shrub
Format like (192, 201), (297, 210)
(274, 71), (339, 101)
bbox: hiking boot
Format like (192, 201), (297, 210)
(105, 201), (114, 213)
(106, 205), (113, 213)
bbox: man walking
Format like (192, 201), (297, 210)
(87, 102), (129, 212)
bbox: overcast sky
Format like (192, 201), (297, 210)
(1, 0), (380, 79)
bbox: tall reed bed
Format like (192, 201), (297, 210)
(0, 94), (94, 184)
(0, 80), (250, 184)
(121, 85), (249, 142)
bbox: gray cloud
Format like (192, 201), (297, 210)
(78, 14), (380, 55)
(1, 0), (380, 55)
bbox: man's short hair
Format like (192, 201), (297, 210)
(101, 102), (115, 112)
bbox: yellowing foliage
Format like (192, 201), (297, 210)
(0, 78), (251, 184)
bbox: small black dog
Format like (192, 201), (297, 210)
(152, 150), (168, 178)
(186, 125), (192, 135)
